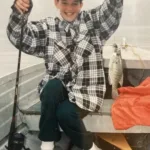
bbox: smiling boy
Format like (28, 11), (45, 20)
(7, 0), (123, 150)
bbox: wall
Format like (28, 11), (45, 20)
(1, 0), (150, 51)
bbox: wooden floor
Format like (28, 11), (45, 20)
(23, 132), (150, 150)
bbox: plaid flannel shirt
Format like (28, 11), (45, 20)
(7, 0), (123, 112)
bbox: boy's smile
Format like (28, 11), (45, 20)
(55, 0), (83, 22)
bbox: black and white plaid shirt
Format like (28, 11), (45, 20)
(7, 0), (123, 112)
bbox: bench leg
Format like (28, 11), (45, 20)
(96, 133), (132, 150)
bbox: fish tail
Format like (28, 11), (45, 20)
(112, 89), (119, 100)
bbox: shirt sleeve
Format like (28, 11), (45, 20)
(7, 6), (48, 58)
(88, 0), (123, 45)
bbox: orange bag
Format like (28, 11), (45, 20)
(111, 77), (150, 130)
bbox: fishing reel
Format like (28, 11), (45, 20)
(5, 133), (30, 150)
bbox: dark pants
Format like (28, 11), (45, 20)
(38, 79), (93, 149)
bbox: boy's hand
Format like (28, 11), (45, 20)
(14, 0), (30, 14)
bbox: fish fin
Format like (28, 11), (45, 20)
(112, 89), (119, 100)
(108, 56), (114, 85)
(108, 67), (113, 85)
(119, 74), (124, 86)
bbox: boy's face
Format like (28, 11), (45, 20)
(55, 0), (83, 22)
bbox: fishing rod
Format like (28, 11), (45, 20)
(5, 18), (30, 150)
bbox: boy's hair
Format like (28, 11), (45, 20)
(57, 0), (83, 2)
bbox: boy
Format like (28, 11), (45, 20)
(7, 0), (123, 150)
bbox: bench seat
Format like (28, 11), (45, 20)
(21, 99), (150, 133)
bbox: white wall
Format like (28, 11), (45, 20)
(1, 0), (150, 51)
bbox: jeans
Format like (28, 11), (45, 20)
(38, 78), (93, 149)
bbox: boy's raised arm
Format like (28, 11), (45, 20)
(88, 0), (123, 44)
(7, 0), (47, 58)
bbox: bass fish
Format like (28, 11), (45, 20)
(108, 44), (123, 100)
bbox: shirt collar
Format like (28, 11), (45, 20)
(56, 12), (80, 33)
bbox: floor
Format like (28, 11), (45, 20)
(24, 132), (150, 150)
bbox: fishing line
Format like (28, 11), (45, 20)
(106, 43), (146, 85)
(124, 44), (145, 84)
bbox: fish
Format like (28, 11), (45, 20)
(108, 44), (124, 100)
